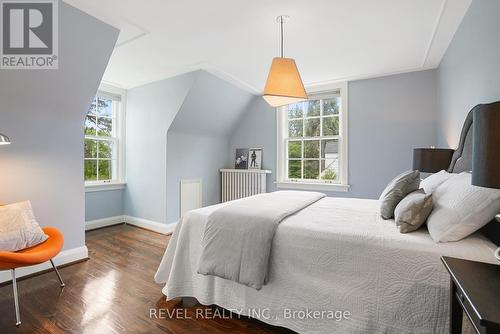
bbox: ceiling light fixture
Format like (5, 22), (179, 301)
(263, 15), (308, 107)
(0, 133), (10, 145)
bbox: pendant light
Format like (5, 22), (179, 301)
(263, 15), (308, 107)
(0, 133), (10, 145)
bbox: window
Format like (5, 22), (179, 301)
(276, 82), (349, 191)
(84, 89), (125, 189)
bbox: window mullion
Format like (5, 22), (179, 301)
(320, 98), (323, 137)
(96, 137), (100, 181)
(301, 139), (304, 179)
(319, 136), (322, 179)
(301, 104), (305, 180)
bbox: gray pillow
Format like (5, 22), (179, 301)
(379, 170), (420, 219)
(395, 189), (433, 233)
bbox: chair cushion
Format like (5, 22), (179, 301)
(0, 201), (47, 251)
(0, 227), (64, 269)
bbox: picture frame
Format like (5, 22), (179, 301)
(248, 148), (262, 170)
(234, 148), (249, 169)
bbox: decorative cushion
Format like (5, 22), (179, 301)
(379, 170), (420, 219)
(394, 189), (433, 233)
(420, 170), (455, 195)
(427, 172), (500, 242)
(0, 201), (48, 251)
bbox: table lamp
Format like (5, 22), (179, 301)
(471, 102), (500, 261)
(0, 133), (10, 145)
(413, 147), (454, 173)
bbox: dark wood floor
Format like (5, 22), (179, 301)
(0, 224), (293, 334)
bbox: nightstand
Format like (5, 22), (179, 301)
(441, 256), (500, 334)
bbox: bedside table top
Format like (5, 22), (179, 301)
(442, 256), (500, 329)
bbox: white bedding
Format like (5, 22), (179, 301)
(155, 197), (497, 334)
(198, 191), (325, 289)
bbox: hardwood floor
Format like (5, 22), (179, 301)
(0, 224), (293, 334)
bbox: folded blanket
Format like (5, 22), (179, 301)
(197, 190), (325, 289)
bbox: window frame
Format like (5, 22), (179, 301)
(276, 81), (349, 192)
(85, 84), (126, 192)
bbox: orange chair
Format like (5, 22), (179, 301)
(0, 227), (65, 326)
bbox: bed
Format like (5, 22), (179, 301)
(154, 106), (499, 334)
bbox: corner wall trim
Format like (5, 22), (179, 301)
(0, 246), (89, 284)
(123, 215), (177, 235)
(85, 216), (125, 231)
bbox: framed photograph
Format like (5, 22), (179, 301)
(235, 148), (249, 169)
(248, 148), (262, 170)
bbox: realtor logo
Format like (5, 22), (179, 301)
(0, 0), (58, 69)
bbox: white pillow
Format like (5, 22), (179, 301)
(420, 170), (455, 194)
(0, 201), (48, 251)
(427, 172), (500, 242)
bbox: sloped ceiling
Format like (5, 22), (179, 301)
(169, 70), (255, 136)
(63, 0), (472, 92)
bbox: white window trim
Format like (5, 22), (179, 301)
(85, 83), (127, 192)
(275, 81), (349, 192)
(85, 182), (127, 193)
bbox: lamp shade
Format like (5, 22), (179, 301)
(413, 148), (454, 173)
(263, 57), (308, 107)
(472, 102), (500, 189)
(0, 133), (10, 145)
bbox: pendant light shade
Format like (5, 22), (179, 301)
(263, 57), (307, 107)
(263, 15), (307, 107)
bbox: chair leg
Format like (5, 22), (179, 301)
(50, 259), (65, 287)
(11, 269), (21, 326)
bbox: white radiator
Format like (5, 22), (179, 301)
(220, 169), (272, 202)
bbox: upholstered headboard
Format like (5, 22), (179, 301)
(447, 106), (475, 173)
(448, 103), (499, 245)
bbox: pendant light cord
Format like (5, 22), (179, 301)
(280, 16), (284, 58)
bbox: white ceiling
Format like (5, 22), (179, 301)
(64, 0), (471, 93)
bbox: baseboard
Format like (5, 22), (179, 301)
(0, 245), (89, 284)
(123, 215), (176, 235)
(85, 215), (125, 231)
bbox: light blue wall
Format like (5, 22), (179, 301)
(166, 132), (228, 223)
(0, 2), (118, 249)
(90, 0), (500, 221)
(85, 190), (124, 221)
(166, 71), (254, 223)
(436, 0), (500, 148)
(229, 97), (277, 191)
(170, 71), (254, 137)
(229, 70), (438, 199)
(346, 70), (437, 198)
(123, 71), (198, 224)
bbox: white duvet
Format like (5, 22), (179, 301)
(198, 191), (325, 289)
(155, 197), (497, 334)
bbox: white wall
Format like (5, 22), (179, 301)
(0, 2), (118, 249)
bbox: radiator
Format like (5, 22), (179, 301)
(220, 169), (272, 202)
